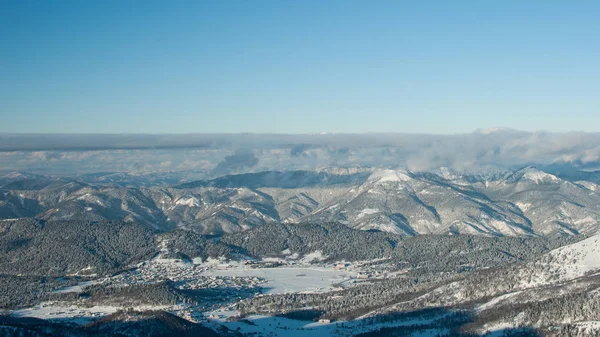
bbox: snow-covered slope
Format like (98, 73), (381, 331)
(2, 167), (600, 236)
(542, 233), (600, 280)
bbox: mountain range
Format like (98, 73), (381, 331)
(2, 166), (600, 237)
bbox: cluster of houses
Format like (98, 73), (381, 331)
(106, 258), (266, 294)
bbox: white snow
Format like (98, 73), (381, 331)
(13, 303), (168, 323)
(361, 220), (404, 234)
(204, 309), (452, 337)
(175, 196), (201, 207)
(201, 267), (350, 294)
(299, 251), (327, 264)
(574, 216), (597, 225)
(521, 168), (560, 184)
(2, 172), (27, 179)
(476, 291), (523, 312)
(515, 233), (600, 289)
(53, 280), (99, 294)
(482, 321), (521, 336)
(417, 219), (438, 229)
(75, 193), (106, 207)
(438, 167), (464, 182)
(368, 169), (412, 183)
(357, 208), (379, 219)
(515, 202), (532, 212)
(546, 233), (600, 279)
(577, 181), (600, 192)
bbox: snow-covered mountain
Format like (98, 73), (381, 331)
(1, 167), (600, 236)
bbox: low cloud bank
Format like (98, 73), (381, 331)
(1, 130), (600, 176)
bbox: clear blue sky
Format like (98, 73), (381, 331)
(1, 0), (599, 134)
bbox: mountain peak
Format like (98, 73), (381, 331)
(519, 166), (561, 184)
(367, 169), (412, 184)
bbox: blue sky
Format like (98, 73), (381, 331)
(1, 0), (599, 134)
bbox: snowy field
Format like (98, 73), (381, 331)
(201, 267), (351, 294)
(52, 280), (99, 294)
(12, 302), (170, 324)
(547, 233), (600, 279)
(203, 311), (450, 337)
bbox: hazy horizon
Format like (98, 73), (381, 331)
(2, 130), (600, 176)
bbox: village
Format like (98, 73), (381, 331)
(12, 249), (405, 327)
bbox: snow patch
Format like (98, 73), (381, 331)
(476, 291), (523, 312)
(357, 208), (379, 219)
(515, 202), (532, 212)
(300, 251), (327, 264)
(175, 196), (201, 207)
(521, 168), (560, 184)
(368, 169), (412, 183)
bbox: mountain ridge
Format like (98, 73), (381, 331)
(2, 167), (600, 237)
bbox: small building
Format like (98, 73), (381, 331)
(334, 262), (350, 270)
(357, 272), (371, 279)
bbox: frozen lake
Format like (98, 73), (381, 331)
(201, 267), (352, 294)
